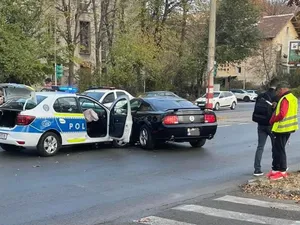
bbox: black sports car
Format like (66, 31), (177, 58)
(118, 96), (218, 149)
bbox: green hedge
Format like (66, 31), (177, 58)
(291, 87), (300, 98)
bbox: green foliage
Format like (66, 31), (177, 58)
(277, 69), (300, 89)
(291, 86), (300, 98)
(216, 0), (261, 64)
(0, 0), (52, 85)
(107, 30), (163, 93)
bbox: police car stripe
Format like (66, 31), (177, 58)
(67, 138), (86, 143)
(54, 113), (84, 118)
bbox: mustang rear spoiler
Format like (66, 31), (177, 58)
(165, 108), (214, 113)
(165, 108), (202, 112)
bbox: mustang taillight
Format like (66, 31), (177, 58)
(163, 115), (179, 125)
(204, 114), (216, 123)
(16, 115), (36, 125)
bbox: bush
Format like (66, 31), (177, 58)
(291, 86), (300, 98)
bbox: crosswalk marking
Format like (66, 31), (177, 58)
(137, 216), (194, 225)
(173, 204), (300, 225)
(216, 195), (300, 212)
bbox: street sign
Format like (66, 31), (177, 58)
(288, 40), (300, 65)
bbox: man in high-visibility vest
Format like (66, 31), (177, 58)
(268, 81), (298, 180)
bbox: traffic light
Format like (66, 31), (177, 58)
(213, 63), (218, 77)
(56, 64), (63, 79)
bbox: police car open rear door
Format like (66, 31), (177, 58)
(108, 96), (132, 143)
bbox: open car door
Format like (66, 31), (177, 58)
(109, 96), (132, 142)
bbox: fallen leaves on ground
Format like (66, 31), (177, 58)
(241, 171), (300, 203)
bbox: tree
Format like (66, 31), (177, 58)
(216, 0), (261, 64)
(0, 0), (52, 84)
(54, 0), (92, 85)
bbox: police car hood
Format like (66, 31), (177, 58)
(0, 83), (37, 103)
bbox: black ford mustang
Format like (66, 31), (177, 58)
(120, 96), (217, 149)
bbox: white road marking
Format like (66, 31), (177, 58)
(216, 195), (300, 212)
(136, 216), (194, 225)
(173, 205), (300, 225)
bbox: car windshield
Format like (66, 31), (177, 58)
(148, 99), (198, 111)
(83, 92), (105, 101)
(202, 92), (220, 98)
(0, 95), (47, 110)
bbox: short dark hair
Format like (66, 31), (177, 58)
(45, 78), (52, 83)
(276, 81), (290, 90)
(269, 78), (279, 87)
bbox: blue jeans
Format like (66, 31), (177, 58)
(254, 124), (274, 171)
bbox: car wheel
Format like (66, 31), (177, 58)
(189, 139), (206, 148)
(0, 144), (21, 152)
(139, 125), (155, 150)
(112, 140), (128, 148)
(37, 132), (61, 157)
(214, 103), (220, 111)
(230, 101), (236, 110)
(243, 96), (250, 102)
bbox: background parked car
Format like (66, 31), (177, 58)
(230, 89), (257, 102)
(82, 87), (134, 108)
(195, 91), (237, 111)
(246, 90), (259, 95)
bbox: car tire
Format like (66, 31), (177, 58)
(214, 103), (220, 111)
(189, 139), (206, 148)
(243, 96), (250, 102)
(37, 132), (61, 157)
(112, 140), (128, 148)
(0, 144), (20, 152)
(230, 101), (236, 110)
(139, 125), (155, 150)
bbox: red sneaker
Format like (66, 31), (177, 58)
(281, 172), (288, 178)
(266, 170), (278, 178)
(270, 172), (287, 180)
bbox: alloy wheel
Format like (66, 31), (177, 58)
(44, 136), (58, 154)
(139, 128), (148, 146)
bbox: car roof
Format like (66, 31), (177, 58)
(84, 89), (126, 92)
(36, 92), (76, 97)
(141, 96), (184, 101)
(145, 91), (174, 93)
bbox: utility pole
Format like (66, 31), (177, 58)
(54, 0), (57, 86)
(205, 0), (217, 110)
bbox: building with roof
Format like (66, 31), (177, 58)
(216, 13), (300, 87)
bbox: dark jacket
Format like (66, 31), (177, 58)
(252, 88), (278, 126)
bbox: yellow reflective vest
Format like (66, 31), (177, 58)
(272, 93), (298, 133)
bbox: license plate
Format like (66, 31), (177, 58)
(187, 128), (200, 136)
(0, 132), (7, 140)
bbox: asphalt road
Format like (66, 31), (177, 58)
(1, 105), (300, 225)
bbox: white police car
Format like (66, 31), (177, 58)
(0, 83), (132, 156)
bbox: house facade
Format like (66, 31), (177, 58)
(216, 13), (300, 87)
(47, 0), (97, 86)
